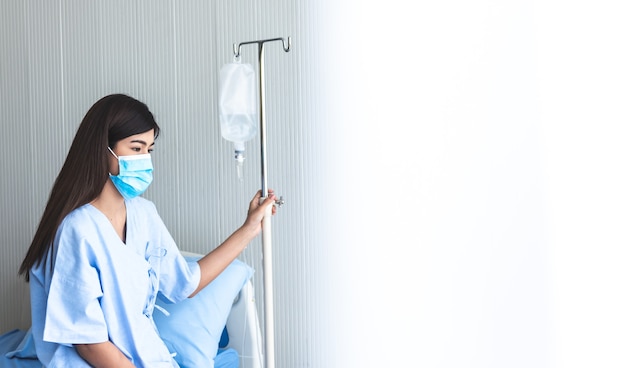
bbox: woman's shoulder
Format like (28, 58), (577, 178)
(61, 204), (100, 227)
(52, 204), (104, 241)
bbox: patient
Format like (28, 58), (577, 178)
(18, 94), (276, 367)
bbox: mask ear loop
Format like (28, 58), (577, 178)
(107, 147), (120, 177)
(107, 146), (119, 159)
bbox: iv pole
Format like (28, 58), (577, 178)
(233, 36), (290, 368)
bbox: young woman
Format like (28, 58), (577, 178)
(18, 94), (276, 367)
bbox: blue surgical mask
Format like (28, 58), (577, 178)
(108, 147), (153, 199)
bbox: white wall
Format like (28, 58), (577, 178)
(1, 1), (625, 367)
(319, 1), (626, 367)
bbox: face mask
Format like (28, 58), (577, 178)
(108, 147), (153, 200)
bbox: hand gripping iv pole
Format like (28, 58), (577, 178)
(233, 36), (290, 368)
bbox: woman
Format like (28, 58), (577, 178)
(18, 94), (276, 367)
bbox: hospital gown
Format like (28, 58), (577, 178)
(29, 197), (201, 367)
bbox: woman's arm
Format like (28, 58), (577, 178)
(75, 341), (135, 367)
(190, 190), (276, 297)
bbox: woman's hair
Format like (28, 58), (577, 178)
(19, 94), (160, 280)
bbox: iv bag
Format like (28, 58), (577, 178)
(218, 60), (258, 151)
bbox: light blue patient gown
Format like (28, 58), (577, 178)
(29, 197), (201, 367)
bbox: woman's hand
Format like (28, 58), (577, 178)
(242, 189), (277, 238)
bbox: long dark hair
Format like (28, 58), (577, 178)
(19, 94), (160, 281)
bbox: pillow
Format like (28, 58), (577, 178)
(153, 257), (253, 368)
(215, 348), (240, 368)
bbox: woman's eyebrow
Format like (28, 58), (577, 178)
(130, 139), (155, 146)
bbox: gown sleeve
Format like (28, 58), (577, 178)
(42, 223), (108, 345)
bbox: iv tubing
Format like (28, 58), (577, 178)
(233, 36), (290, 368)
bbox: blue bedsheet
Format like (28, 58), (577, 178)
(0, 329), (42, 368)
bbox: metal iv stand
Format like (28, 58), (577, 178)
(233, 36), (290, 368)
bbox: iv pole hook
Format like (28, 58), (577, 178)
(233, 36), (291, 58)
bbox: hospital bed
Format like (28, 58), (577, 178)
(222, 278), (264, 368)
(0, 252), (263, 368)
